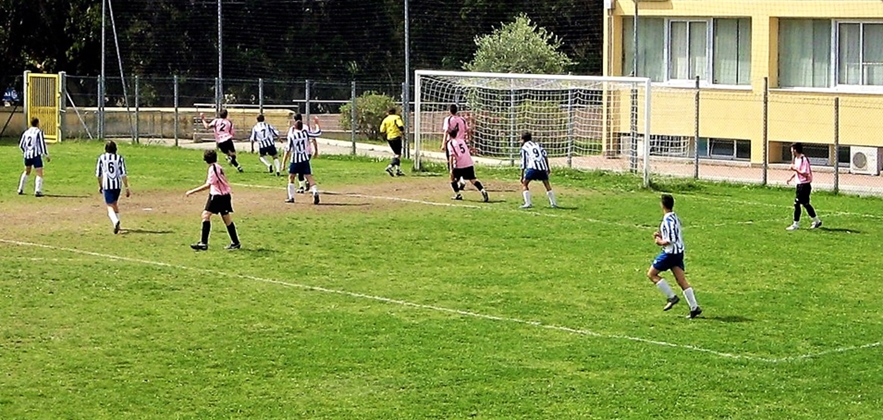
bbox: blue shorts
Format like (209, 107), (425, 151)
(524, 168), (548, 181)
(652, 252), (685, 272)
(103, 189), (122, 204)
(259, 145), (278, 157)
(288, 161), (312, 175)
(24, 156), (43, 169)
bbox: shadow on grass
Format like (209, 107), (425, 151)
(318, 202), (371, 207)
(121, 229), (174, 235)
(819, 227), (861, 234)
(41, 194), (89, 199)
(236, 247), (276, 257)
(702, 315), (753, 323)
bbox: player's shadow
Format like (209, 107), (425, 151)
(121, 229), (173, 235)
(550, 205), (578, 211)
(317, 202), (370, 207)
(819, 227), (861, 234)
(41, 194), (89, 199)
(703, 314), (753, 323)
(237, 247), (275, 257)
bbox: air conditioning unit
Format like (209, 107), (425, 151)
(849, 146), (883, 175)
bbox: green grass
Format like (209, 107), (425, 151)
(1, 141), (883, 419)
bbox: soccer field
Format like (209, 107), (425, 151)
(1, 141), (882, 419)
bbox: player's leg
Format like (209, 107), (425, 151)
(671, 265), (701, 318)
(34, 165), (45, 197)
(802, 184), (822, 228)
(297, 173), (306, 193)
(229, 151), (243, 172)
(271, 151), (281, 176)
(305, 174), (319, 204)
(258, 149), (273, 172)
(386, 138), (403, 176)
(18, 164), (31, 194)
(104, 189), (122, 234)
(191, 208), (213, 250)
(466, 169), (488, 202)
(449, 169), (462, 200)
(220, 210), (240, 249)
(542, 179), (557, 207)
(647, 253), (680, 310)
(521, 171), (533, 208)
(788, 185), (805, 230)
(286, 171), (297, 203)
(221, 141), (243, 172)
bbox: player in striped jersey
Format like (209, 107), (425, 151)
(185, 149), (241, 251)
(292, 114), (322, 193)
(249, 114), (282, 176)
(442, 105), (468, 190)
(447, 136), (489, 202)
(283, 120), (320, 204)
(200, 109), (243, 172)
(95, 141), (131, 234)
(379, 107), (406, 176)
(519, 132), (557, 208)
(17, 118), (50, 197)
(647, 194), (702, 319)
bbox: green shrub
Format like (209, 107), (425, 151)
(340, 92), (396, 140)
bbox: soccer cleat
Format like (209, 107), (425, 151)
(225, 242), (241, 250)
(811, 220), (823, 229)
(663, 295), (680, 311)
(113, 221), (121, 235)
(237, 166), (244, 173)
(313, 192), (320, 205)
(385, 166), (395, 177)
(34, 191), (44, 197)
(267, 165), (273, 173)
(396, 170), (405, 177)
(520, 203), (532, 209)
(190, 242), (208, 251)
(284, 198), (295, 203)
(481, 190), (489, 203)
(786, 223), (799, 231)
(296, 187), (305, 194)
(452, 193), (463, 201)
(276, 171), (281, 177)
(550, 203), (558, 208)
(17, 190), (23, 195)
(687, 306), (703, 319)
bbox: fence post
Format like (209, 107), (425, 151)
(58, 72), (66, 142)
(762, 77), (769, 186)
(304, 79), (311, 123)
(214, 77), (220, 114)
(509, 88), (516, 166)
(566, 88), (574, 168)
(402, 81), (410, 159)
(174, 75), (179, 147)
(834, 97), (840, 194)
(693, 76), (700, 179)
(134, 75), (140, 144)
(351, 81), (357, 155)
(258, 78), (264, 115)
(97, 75), (104, 139)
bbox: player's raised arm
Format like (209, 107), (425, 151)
(200, 112), (211, 129)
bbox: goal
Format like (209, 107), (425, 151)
(413, 70), (652, 186)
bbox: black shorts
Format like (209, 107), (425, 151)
(259, 145), (278, 157)
(205, 194), (234, 215)
(452, 166), (476, 181)
(795, 183), (812, 205)
(387, 137), (403, 156)
(218, 140), (236, 155)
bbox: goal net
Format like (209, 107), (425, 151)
(414, 70), (653, 185)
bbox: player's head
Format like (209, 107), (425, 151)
(661, 194), (675, 212)
(791, 142), (804, 156)
(105, 140), (117, 154)
(388, 107), (397, 115)
(295, 120), (304, 130)
(256, 114), (265, 122)
(219, 109), (228, 119)
(30, 118), (39, 127)
(449, 104), (458, 115)
(521, 131), (532, 143)
(294, 113), (303, 122)
(204, 149), (218, 164)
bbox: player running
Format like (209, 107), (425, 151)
(447, 135), (488, 202)
(200, 109), (243, 172)
(185, 149), (241, 251)
(379, 107), (406, 176)
(519, 131), (557, 208)
(647, 194), (702, 319)
(249, 114), (282, 176)
(95, 141), (131, 234)
(283, 120), (320, 204)
(17, 118), (50, 197)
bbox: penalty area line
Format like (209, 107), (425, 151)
(2, 238), (878, 363)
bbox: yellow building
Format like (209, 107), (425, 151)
(603, 0), (883, 174)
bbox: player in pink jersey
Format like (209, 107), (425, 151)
(200, 109), (243, 172)
(442, 104), (468, 190)
(786, 142), (822, 230)
(447, 137), (488, 202)
(185, 149), (241, 251)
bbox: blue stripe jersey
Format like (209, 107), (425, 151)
(20, 127), (48, 159)
(660, 212), (685, 254)
(286, 128), (312, 163)
(249, 122), (280, 148)
(95, 153), (128, 190)
(521, 141), (549, 171)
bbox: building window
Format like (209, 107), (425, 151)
(781, 143), (831, 165)
(837, 23), (883, 86)
(624, 18), (751, 85)
(698, 138), (751, 160)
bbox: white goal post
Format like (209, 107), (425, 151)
(413, 70), (653, 186)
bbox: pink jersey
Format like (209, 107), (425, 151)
(209, 118), (235, 143)
(443, 115), (468, 142)
(794, 155), (813, 184)
(206, 163), (232, 195)
(447, 138), (474, 169)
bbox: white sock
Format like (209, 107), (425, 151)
(522, 190), (532, 206)
(273, 159), (281, 172)
(107, 208), (120, 225)
(35, 176), (43, 193)
(683, 287), (699, 310)
(18, 173), (28, 192)
(311, 185), (319, 195)
(287, 183), (296, 199)
(656, 279), (676, 299)
(813, 216), (821, 223)
(259, 156), (271, 167)
(547, 190), (557, 206)
(298, 180), (306, 189)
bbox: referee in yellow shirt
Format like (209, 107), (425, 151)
(379, 108), (405, 176)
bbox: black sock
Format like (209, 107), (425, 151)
(226, 222), (240, 244)
(805, 204), (817, 218)
(298, 173), (305, 182)
(450, 182), (460, 193)
(474, 181), (484, 191)
(793, 204), (801, 222)
(201, 220), (211, 244)
(230, 156), (239, 167)
(392, 157), (401, 167)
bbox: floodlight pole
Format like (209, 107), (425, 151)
(403, 0), (411, 159)
(99, 0), (106, 139)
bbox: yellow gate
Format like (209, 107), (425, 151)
(25, 72), (63, 142)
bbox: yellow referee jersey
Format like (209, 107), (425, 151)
(380, 114), (405, 140)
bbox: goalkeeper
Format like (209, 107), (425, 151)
(379, 108), (406, 177)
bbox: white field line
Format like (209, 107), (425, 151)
(1, 238), (879, 363)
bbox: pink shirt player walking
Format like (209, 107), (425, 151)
(185, 149), (241, 251)
(446, 137), (488, 202)
(786, 142), (821, 230)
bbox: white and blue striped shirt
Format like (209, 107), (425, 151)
(286, 128), (312, 163)
(20, 127), (48, 159)
(249, 122), (280, 148)
(660, 212), (685, 254)
(95, 153), (128, 191)
(521, 141), (549, 171)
